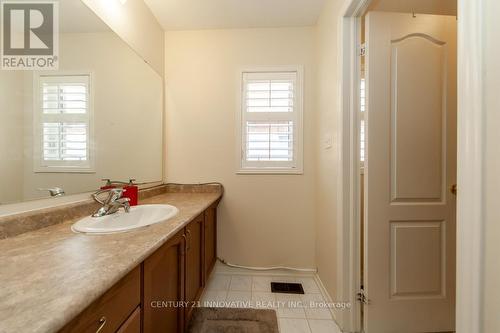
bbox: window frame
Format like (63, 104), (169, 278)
(236, 66), (304, 175)
(33, 72), (95, 173)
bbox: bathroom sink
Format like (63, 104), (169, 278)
(72, 204), (179, 234)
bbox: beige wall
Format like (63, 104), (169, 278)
(315, 0), (343, 306)
(82, 0), (164, 76)
(18, 32), (163, 201)
(164, 28), (317, 268)
(0, 72), (24, 204)
(368, 0), (457, 16)
(482, 0), (500, 330)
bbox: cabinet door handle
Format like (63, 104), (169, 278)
(182, 234), (187, 253)
(186, 230), (192, 251)
(95, 316), (106, 333)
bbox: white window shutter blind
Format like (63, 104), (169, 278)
(35, 75), (94, 173)
(245, 121), (294, 162)
(42, 123), (87, 161)
(239, 69), (303, 173)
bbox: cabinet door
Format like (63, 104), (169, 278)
(59, 267), (140, 333)
(185, 214), (204, 322)
(116, 307), (140, 333)
(143, 230), (186, 333)
(204, 206), (217, 280)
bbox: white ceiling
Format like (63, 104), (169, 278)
(60, 0), (110, 33)
(143, 0), (327, 31)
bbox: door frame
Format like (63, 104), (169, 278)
(337, 0), (483, 332)
(337, 1), (370, 332)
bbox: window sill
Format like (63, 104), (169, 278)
(237, 168), (303, 175)
(34, 166), (96, 174)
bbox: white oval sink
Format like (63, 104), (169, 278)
(72, 204), (179, 234)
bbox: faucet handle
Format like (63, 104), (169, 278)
(108, 188), (125, 203)
(38, 187), (65, 197)
(92, 188), (125, 205)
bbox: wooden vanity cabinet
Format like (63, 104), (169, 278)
(204, 205), (217, 279)
(185, 214), (204, 323)
(143, 230), (186, 333)
(59, 267), (141, 333)
(62, 205), (218, 333)
(143, 208), (218, 332)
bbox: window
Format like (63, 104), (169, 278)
(34, 74), (94, 173)
(238, 67), (303, 174)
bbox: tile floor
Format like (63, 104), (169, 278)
(200, 263), (342, 333)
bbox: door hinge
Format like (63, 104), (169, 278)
(357, 289), (369, 305)
(359, 43), (366, 57)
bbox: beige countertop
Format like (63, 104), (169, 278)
(0, 190), (222, 333)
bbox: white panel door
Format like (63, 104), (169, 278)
(364, 12), (457, 333)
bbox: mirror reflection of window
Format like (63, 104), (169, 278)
(35, 74), (94, 173)
(0, 0), (163, 205)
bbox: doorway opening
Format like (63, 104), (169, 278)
(360, 9), (457, 332)
(339, 1), (459, 332)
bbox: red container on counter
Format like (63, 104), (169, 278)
(123, 179), (138, 206)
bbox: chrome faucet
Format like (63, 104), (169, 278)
(92, 188), (130, 218)
(38, 187), (65, 197)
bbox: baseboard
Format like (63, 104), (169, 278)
(314, 273), (345, 332)
(216, 258), (317, 275)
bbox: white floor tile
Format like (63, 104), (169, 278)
(276, 293), (303, 301)
(229, 275), (252, 291)
(275, 293), (306, 318)
(304, 307), (332, 320)
(252, 276), (273, 292)
(206, 274), (231, 291)
(302, 293), (332, 319)
(308, 319), (340, 333)
(296, 277), (320, 293)
(279, 318), (312, 333)
(226, 291), (252, 308)
(252, 291), (276, 301)
(252, 292), (276, 308)
(200, 290), (227, 307)
(203, 264), (336, 331)
(301, 293), (325, 302)
(277, 306), (307, 319)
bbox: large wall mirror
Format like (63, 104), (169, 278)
(0, 0), (163, 205)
